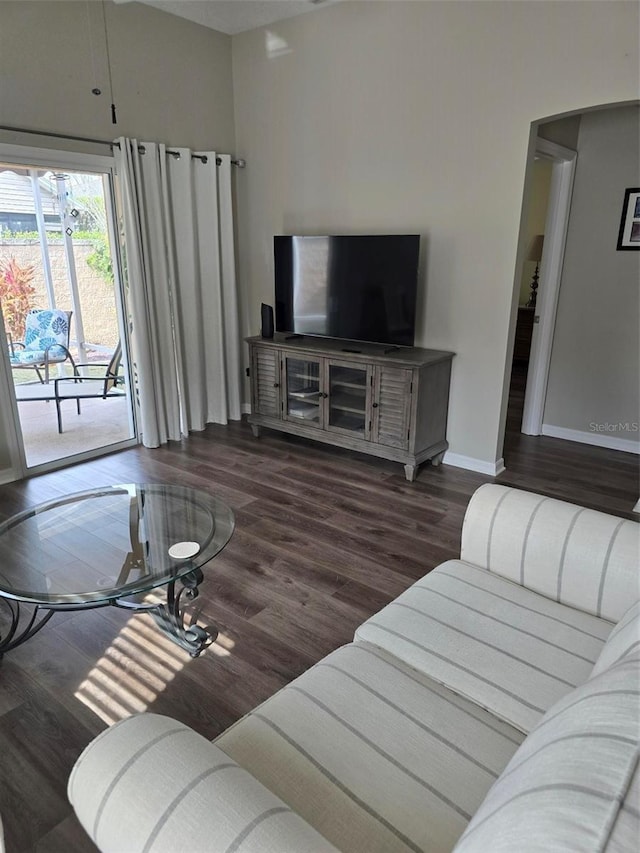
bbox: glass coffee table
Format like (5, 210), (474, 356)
(0, 484), (234, 658)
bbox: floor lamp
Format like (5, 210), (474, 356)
(526, 234), (544, 309)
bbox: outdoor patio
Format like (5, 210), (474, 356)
(16, 390), (132, 467)
(1, 163), (131, 468)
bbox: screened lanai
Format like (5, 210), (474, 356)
(0, 162), (135, 468)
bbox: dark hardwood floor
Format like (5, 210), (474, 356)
(501, 361), (639, 517)
(0, 412), (637, 852)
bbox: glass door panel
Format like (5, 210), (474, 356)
(327, 362), (369, 437)
(0, 160), (136, 472)
(283, 356), (322, 427)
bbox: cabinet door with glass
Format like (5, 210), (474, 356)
(282, 355), (324, 428)
(326, 360), (372, 439)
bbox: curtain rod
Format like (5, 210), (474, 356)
(0, 124), (246, 168)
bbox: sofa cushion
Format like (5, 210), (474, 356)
(68, 713), (337, 853)
(460, 484), (639, 622)
(592, 599), (640, 678)
(216, 642), (525, 853)
(355, 560), (613, 733)
(452, 652), (640, 852)
(608, 755), (640, 852)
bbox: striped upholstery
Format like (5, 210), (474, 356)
(67, 484), (639, 853)
(608, 749), (640, 852)
(68, 713), (336, 853)
(461, 484), (640, 622)
(592, 599), (640, 678)
(452, 652), (640, 852)
(355, 560), (613, 732)
(216, 642), (525, 853)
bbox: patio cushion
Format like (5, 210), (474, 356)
(10, 309), (70, 364)
(24, 309), (69, 346)
(10, 347), (66, 364)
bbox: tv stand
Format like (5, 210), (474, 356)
(246, 335), (454, 481)
(284, 333), (304, 340)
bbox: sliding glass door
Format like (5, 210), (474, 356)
(0, 144), (137, 475)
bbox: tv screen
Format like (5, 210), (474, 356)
(274, 235), (419, 347)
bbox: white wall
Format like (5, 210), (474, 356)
(0, 0), (235, 478)
(231, 0), (639, 470)
(543, 105), (640, 451)
(0, 0), (235, 151)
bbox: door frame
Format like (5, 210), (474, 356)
(521, 138), (577, 435)
(0, 142), (138, 478)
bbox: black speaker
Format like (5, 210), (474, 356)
(261, 303), (274, 338)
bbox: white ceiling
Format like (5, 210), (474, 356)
(127, 0), (336, 35)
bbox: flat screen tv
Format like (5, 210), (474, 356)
(274, 235), (419, 347)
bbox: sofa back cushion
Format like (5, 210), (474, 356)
(452, 651), (640, 852)
(461, 485), (639, 623)
(591, 599), (640, 678)
(354, 559), (611, 734)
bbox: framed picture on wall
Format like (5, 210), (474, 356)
(616, 187), (640, 250)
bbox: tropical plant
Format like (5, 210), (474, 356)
(0, 256), (36, 341)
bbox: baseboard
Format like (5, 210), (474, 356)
(541, 424), (640, 454)
(443, 452), (505, 477)
(494, 457), (506, 476)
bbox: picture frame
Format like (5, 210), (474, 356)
(616, 187), (640, 250)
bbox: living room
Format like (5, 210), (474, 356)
(0, 1), (638, 851)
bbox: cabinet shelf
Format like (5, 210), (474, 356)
(288, 401), (320, 420)
(288, 388), (320, 400)
(330, 394), (366, 415)
(331, 380), (366, 392)
(291, 373), (320, 383)
(331, 405), (366, 415)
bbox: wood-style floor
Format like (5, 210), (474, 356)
(0, 406), (637, 852)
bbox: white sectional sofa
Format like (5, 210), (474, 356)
(69, 484), (640, 852)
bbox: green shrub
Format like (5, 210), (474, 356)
(86, 237), (114, 285)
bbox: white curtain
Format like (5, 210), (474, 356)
(114, 138), (242, 448)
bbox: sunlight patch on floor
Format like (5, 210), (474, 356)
(74, 602), (236, 725)
(74, 617), (189, 725)
(208, 630), (235, 657)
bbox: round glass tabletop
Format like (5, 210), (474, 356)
(0, 484), (235, 606)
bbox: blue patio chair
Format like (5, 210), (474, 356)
(9, 308), (78, 383)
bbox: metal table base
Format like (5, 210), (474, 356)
(0, 567), (214, 659)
